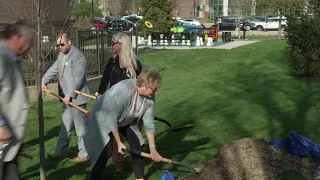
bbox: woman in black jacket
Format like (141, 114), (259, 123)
(95, 32), (142, 176)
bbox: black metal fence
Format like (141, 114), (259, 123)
(20, 29), (138, 87)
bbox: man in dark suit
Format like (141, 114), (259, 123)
(0, 20), (35, 180)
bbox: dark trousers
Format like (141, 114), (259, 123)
(90, 126), (144, 180)
(2, 158), (20, 180)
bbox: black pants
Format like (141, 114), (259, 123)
(90, 126), (144, 180)
(2, 158), (20, 180)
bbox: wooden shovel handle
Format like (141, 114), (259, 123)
(140, 152), (172, 163)
(127, 148), (172, 163)
(44, 89), (90, 115)
(74, 90), (97, 100)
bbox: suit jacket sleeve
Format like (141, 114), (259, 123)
(97, 57), (113, 94)
(66, 53), (87, 98)
(42, 54), (61, 85)
(0, 56), (15, 126)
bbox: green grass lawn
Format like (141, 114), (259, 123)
(20, 39), (320, 180)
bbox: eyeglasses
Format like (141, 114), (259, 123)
(149, 86), (157, 93)
(111, 42), (121, 46)
(56, 43), (65, 47)
(56, 40), (68, 48)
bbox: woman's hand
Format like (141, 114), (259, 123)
(117, 142), (126, 155)
(150, 147), (162, 162)
(95, 92), (101, 99)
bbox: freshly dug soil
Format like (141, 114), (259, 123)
(179, 138), (320, 180)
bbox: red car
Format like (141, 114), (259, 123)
(93, 20), (107, 29)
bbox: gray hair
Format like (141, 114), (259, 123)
(2, 20), (34, 39)
(137, 67), (162, 89)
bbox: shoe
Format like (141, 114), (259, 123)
(70, 157), (89, 163)
(47, 153), (67, 160)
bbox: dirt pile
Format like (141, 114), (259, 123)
(179, 138), (320, 180)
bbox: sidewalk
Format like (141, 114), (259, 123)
(138, 40), (259, 50)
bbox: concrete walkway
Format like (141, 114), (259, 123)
(138, 40), (259, 50)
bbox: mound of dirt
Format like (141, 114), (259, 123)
(179, 138), (320, 180)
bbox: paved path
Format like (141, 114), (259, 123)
(138, 40), (259, 50)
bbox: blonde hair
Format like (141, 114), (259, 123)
(137, 67), (162, 89)
(112, 32), (138, 78)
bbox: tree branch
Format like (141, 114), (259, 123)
(2, 0), (24, 19)
(33, 0), (39, 12)
(41, 0), (56, 24)
(42, 0), (77, 61)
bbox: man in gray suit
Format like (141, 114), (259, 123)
(0, 20), (34, 180)
(42, 33), (90, 163)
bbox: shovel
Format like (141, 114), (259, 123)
(44, 89), (90, 115)
(154, 116), (196, 131)
(73, 90), (196, 131)
(125, 148), (202, 174)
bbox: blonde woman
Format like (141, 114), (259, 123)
(85, 67), (162, 180)
(96, 32), (142, 97)
(95, 32), (143, 175)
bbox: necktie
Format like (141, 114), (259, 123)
(58, 55), (66, 84)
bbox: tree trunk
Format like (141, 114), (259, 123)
(37, 0), (46, 179)
(278, 10), (283, 39)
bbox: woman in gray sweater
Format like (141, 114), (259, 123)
(84, 67), (162, 180)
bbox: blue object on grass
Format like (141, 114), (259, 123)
(269, 138), (290, 149)
(269, 130), (320, 158)
(161, 170), (175, 180)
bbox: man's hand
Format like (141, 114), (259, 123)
(63, 95), (71, 105)
(0, 125), (12, 143)
(42, 84), (47, 92)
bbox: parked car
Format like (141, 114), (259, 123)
(125, 17), (141, 25)
(102, 19), (136, 32)
(252, 16), (287, 31)
(93, 19), (108, 29)
(217, 19), (237, 31)
(179, 19), (201, 26)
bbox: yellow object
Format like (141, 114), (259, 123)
(145, 21), (153, 28)
(170, 26), (184, 33)
(205, 34), (208, 41)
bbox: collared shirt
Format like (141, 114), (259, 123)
(0, 46), (19, 126)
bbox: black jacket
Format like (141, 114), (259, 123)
(97, 55), (143, 94)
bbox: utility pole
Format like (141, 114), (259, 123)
(91, 0), (94, 21)
(37, 0), (46, 179)
(133, 0), (135, 14)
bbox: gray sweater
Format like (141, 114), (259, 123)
(84, 79), (156, 166)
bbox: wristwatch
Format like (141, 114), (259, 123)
(150, 144), (156, 148)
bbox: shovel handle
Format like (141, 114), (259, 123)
(44, 89), (90, 115)
(127, 148), (172, 164)
(74, 90), (97, 100)
(127, 148), (199, 173)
